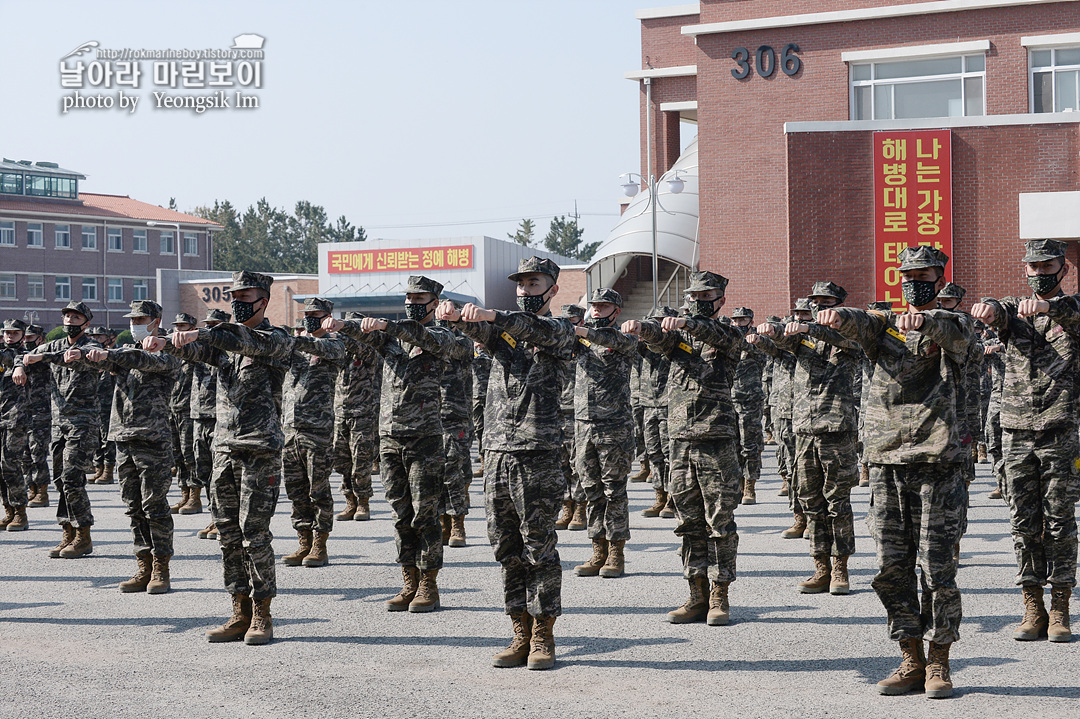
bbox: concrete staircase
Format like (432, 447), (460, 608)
(619, 259), (692, 321)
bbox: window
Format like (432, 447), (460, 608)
(108, 228), (123, 252)
(0, 275), (14, 299)
(851, 54), (986, 120)
(133, 279), (148, 301)
(24, 175), (77, 199)
(81, 226), (97, 250)
(55, 224), (70, 249)
(1031, 47), (1080, 113)
(27, 223), (42, 247)
(160, 231), (174, 255)
(108, 278), (124, 302)
(0, 221), (13, 246)
(27, 275), (44, 300)
(82, 277), (97, 302)
(183, 232), (198, 256)
(0, 173), (22, 195)
(55, 276), (71, 301)
(133, 229), (147, 253)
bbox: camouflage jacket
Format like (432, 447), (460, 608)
(956, 311), (984, 439)
(731, 328), (766, 404)
(189, 346), (227, 420)
(335, 332), (381, 423)
(284, 333), (346, 441)
(97, 369), (116, 425)
(0, 347), (27, 429)
(342, 318), (459, 439)
(437, 327), (475, 436)
(23, 351), (51, 429)
(832, 308), (972, 464)
(983, 294), (1080, 432)
(638, 318), (742, 441)
(165, 320), (293, 453)
(17, 335), (104, 430)
(454, 310), (575, 452)
(630, 351), (643, 409)
(574, 327), (636, 429)
(97, 346), (181, 443)
(472, 346), (492, 403)
(169, 356), (195, 417)
(765, 345), (796, 420)
(637, 342), (672, 409)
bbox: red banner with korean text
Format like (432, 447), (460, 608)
(328, 245), (474, 274)
(874, 130), (952, 310)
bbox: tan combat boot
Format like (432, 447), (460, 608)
(29, 485), (49, 508)
(666, 576), (709, 624)
(876, 638), (926, 695)
(409, 569), (440, 612)
(764, 429), (775, 444)
(659, 494), (676, 519)
(859, 464), (870, 487)
(567, 502), (587, 531)
(448, 515), (466, 548)
(386, 566), (419, 611)
(6, 506), (28, 532)
(26, 485), (39, 506)
(977, 443), (987, 463)
(741, 477), (757, 505)
(798, 556), (831, 594)
(97, 464), (115, 485)
(781, 514), (807, 539)
(492, 612), (532, 668)
(119, 551), (153, 593)
(527, 615), (556, 670)
(629, 459), (651, 483)
(642, 489), (667, 518)
(147, 554), (171, 594)
(924, 642), (953, 699)
(554, 500), (574, 530)
(89, 465), (103, 483)
(778, 477), (790, 497)
(336, 492), (358, 521)
(441, 515), (451, 546)
(574, 538), (608, 577)
(170, 486), (190, 514)
(179, 486), (202, 514)
(303, 531), (329, 567)
(353, 496), (371, 521)
(244, 597), (273, 645)
(49, 524), (77, 558)
(600, 540), (625, 578)
(197, 522), (216, 539)
(60, 526), (93, 558)
(988, 486), (1003, 500)
(0, 504), (14, 529)
(708, 581), (730, 626)
(1048, 586), (1072, 643)
(1013, 585), (1049, 640)
(830, 555), (850, 595)
(282, 529), (313, 567)
(206, 594), (253, 642)
(473, 455), (484, 478)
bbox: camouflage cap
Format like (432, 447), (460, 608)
(344, 311), (364, 320)
(937, 282), (966, 300)
(87, 326), (109, 336)
(205, 308), (231, 323)
(172, 312), (198, 326)
(809, 281), (848, 302)
(588, 288), (623, 307)
(303, 297), (335, 313)
(26, 324), (43, 336)
(765, 315), (782, 323)
(1022, 238), (1068, 263)
(61, 300), (93, 323)
(732, 307), (754, 319)
(685, 270), (729, 294)
(226, 270), (273, 294)
(1, 318), (27, 333)
(647, 305), (680, 320)
(405, 275), (444, 297)
(719, 316), (732, 325)
(867, 300), (895, 311)
(558, 304), (586, 320)
(508, 256), (560, 283)
(123, 300), (163, 319)
(793, 298), (813, 312)
(293, 317), (306, 330)
(897, 245), (949, 272)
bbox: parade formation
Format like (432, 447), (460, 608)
(0, 244), (1077, 701)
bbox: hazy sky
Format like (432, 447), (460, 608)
(1, 1), (694, 250)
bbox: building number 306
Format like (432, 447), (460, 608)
(731, 44), (802, 80)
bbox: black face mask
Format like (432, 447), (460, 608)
(23, 339), (37, 350)
(1028, 270), (1063, 297)
(404, 301), (434, 322)
(585, 311), (616, 329)
(902, 280), (938, 308)
(64, 323), (85, 339)
(302, 316), (323, 334)
(688, 298), (718, 319)
(231, 298), (262, 323)
(517, 288), (551, 314)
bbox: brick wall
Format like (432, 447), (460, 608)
(180, 277), (320, 330)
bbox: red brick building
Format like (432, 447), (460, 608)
(609, 0), (1080, 317)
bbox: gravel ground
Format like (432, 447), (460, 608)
(1, 451), (1077, 718)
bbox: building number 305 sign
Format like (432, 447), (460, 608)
(731, 44), (802, 79)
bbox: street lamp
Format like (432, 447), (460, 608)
(618, 170), (688, 309)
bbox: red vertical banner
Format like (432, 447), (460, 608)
(874, 130), (953, 310)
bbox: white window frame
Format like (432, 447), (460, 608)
(82, 277), (97, 302)
(27, 274), (44, 300)
(81, 225), (97, 251)
(132, 229), (148, 253)
(132, 279), (148, 301)
(1026, 42), (1080, 114)
(159, 231), (175, 255)
(55, 225), (71, 249)
(183, 232), (199, 256)
(27, 222), (43, 248)
(0, 274), (15, 299)
(107, 278), (124, 303)
(0, 221), (14, 247)
(108, 227), (123, 252)
(55, 276), (71, 301)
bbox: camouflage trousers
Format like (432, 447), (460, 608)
(486, 449), (563, 618)
(192, 417), (216, 490)
(472, 397), (486, 457)
(284, 433), (335, 534)
(642, 406), (670, 492)
(334, 415), (375, 500)
(869, 462), (965, 644)
(117, 439), (174, 557)
(381, 434), (443, 571)
(93, 416), (115, 468)
(1002, 427), (1080, 588)
(560, 410), (583, 503)
(576, 422), (633, 543)
(210, 448), (281, 600)
(441, 428), (472, 516)
(795, 431), (858, 558)
(0, 426), (28, 508)
(985, 403), (1004, 493)
(22, 423), (50, 488)
(51, 424), (97, 527)
(633, 403), (646, 461)
(170, 412), (196, 489)
(774, 418), (799, 513)
(733, 396), (764, 486)
(669, 438), (742, 583)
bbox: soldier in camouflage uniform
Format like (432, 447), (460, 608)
(22, 324), (51, 508)
(972, 238), (1080, 645)
(569, 288), (635, 579)
(0, 319), (29, 532)
(161, 271), (294, 645)
(639, 306), (677, 519)
(819, 246), (970, 699)
(623, 271), (744, 627)
(938, 283), (982, 488)
(191, 309), (229, 540)
(982, 331), (1006, 498)
(730, 307), (766, 505)
(765, 304), (803, 538)
(753, 282), (860, 595)
(88, 327), (117, 485)
(439, 256), (576, 670)
(471, 339), (492, 479)
(87, 300), (181, 593)
(169, 313), (201, 515)
(435, 314), (475, 547)
(858, 302), (897, 488)
(554, 304), (586, 531)
(628, 350), (650, 483)
(333, 311), (381, 523)
(326, 276), (461, 614)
